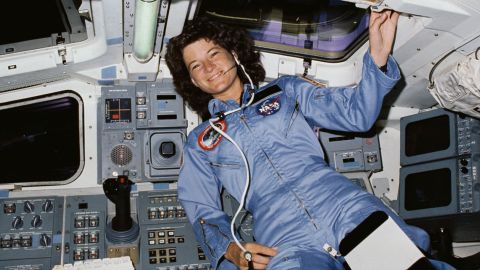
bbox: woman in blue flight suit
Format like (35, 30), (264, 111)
(166, 12), (454, 270)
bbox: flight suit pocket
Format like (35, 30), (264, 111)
(209, 161), (241, 169)
(209, 156), (244, 185)
(267, 250), (302, 270)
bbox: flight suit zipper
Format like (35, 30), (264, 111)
(240, 114), (319, 230)
(285, 101), (300, 137)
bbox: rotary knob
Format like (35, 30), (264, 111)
(11, 216), (24, 229)
(31, 215), (43, 228)
(42, 200), (53, 212)
(40, 233), (51, 247)
(24, 201), (34, 213)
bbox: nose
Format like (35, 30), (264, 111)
(204, 59), (216, 72)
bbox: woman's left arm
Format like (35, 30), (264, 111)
(283, 53), (400, 132)
(281, 10), (401, 132)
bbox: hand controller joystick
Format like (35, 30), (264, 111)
(103, 175), (133, 232)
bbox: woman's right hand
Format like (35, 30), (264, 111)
(224, 242), (278, 270)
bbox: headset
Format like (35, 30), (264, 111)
(207, 51), (256, 265)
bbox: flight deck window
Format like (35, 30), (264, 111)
(0, 0), (87, 55)
(195, 0), (368, 61)
(0, 92), (84, 185)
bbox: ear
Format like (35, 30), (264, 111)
(191, 77), (198, 87)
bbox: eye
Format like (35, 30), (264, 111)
(209, 50), (220, 58)
(191, 64), (201, 71)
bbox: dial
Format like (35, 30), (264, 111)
(40, 234), (51, 246)
(42, 200), (54, 212)
(24, 201), (34, 213)
(31, 215), (43, 228)
(11, 216), (23, 229)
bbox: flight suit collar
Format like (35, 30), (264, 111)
(207, 84), (253, 115)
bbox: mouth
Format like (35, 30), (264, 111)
(208, 71), (224, 82)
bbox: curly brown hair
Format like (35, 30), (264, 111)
(165, 17), (265, 120)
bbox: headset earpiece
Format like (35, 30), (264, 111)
(231, 51), (240, 65)
(231, 50), (255, 92)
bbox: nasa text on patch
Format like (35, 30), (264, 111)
(257, 96), (281, 116)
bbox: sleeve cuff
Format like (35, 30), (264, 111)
(379, 63), (388, 73)
(194, 217), (237, 270)
(364, 51), (401, 88)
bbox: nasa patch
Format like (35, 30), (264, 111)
(197, 120), (227, 151)
(256, 96), (281, 116)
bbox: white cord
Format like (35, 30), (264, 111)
(209, 119), (251, 255)
(207, 70), (255, 258)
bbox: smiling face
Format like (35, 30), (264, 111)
(182, 38), (243, 102)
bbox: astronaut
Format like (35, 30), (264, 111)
(165, 12), (454, 270)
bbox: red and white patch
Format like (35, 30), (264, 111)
(197, 120), (227, 151)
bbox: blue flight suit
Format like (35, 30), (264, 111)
(178, 52), (455, 270)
